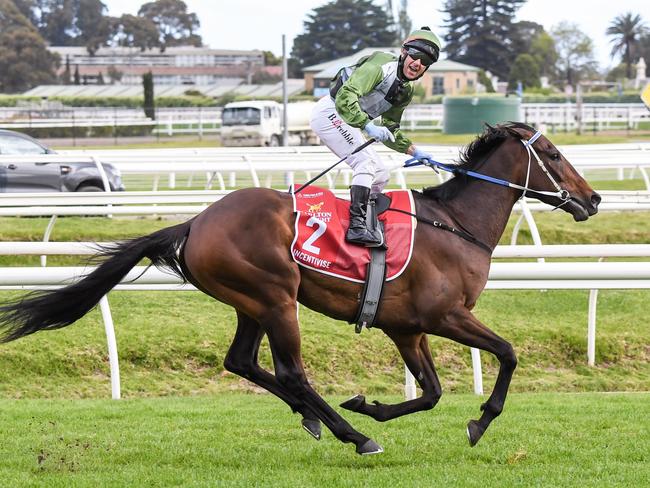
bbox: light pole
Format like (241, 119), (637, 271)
(282, 34), (289, 146)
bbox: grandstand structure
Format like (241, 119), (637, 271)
(50, 45), (266, 85)
(23, 80), (306, 99)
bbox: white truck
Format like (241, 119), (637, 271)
(220, 100), (319, 147)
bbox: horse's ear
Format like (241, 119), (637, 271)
(503, 123), (531, 140)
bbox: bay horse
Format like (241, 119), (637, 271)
(0, 122), (600, 455)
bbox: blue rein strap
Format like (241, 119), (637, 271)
(403, 157), (514, 188)
(403, 130), (571, 202)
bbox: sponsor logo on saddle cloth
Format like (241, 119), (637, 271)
(290, 186), (416, 283)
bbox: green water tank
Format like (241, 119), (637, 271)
(443, 96), (521, 134)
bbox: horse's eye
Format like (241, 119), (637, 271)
(550, 153), (560, 161)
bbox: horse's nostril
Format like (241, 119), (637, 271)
(591, 192), (602, 207)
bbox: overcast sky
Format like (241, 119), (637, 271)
(103, 0), (648, 70)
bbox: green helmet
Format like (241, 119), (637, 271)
(402, 26), (441, 64)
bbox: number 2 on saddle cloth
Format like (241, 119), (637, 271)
(290, 186), (416, 283)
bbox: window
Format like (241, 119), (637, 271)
(0, 134), (47, 155)
(432, 76), (444, 95)
(222, 107), (261, 126)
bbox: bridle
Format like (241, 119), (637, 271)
(518, 130), (571, 209)
(404, 130), (573, 208)
(396, 129), (575, 253)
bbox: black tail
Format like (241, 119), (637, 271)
(0, 220), (193, 343)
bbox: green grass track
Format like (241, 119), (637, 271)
(0, 393), (648, 487)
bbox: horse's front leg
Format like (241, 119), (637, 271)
(437, 306), (518, 447)
(341, 332), (442, 421)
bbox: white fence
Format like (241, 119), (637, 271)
(2, 142), (649, 193)
(1, 103), (648, 134)
(1, 243), (649, 400)
(1, 187), (648, 263)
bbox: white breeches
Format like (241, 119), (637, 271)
(310, 96), (389, 193)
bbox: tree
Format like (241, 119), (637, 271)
(138, 0), (202, 49)
(396, 0), (412, 44)
(62, 54), (71, 84)
(251, 69), (282, 84)
(291, 0), (396, 72)
(106, 65), (123, 83)
(510, 20), (545, 59)
(551, 21), (599, 86)
(441, 0), (526, 79)
(107, 14), (160, 50)
(477, 69), (494, 92)
(0, 0), (58, 93)
(21, 0), (111, 51)
(530, 32), (558, 80)
(33, 0), (77, 46)
(143, 71), (155, 120)
(508, 53), (540, 90)
(74, 0), (111, 54)
(263, 51), (282, 66)
(606, 12), (648, 79)
(12, 0), (39, 26)
(605, 63), (628, 82)
(385, 0), (411, 44)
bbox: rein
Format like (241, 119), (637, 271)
(394, 129), (574, 253)
(403, 130), (572, 207)
(386, 206), (493, 254)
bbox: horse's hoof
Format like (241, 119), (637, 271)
(301, 418), (321, 440)
(356, 439), (383, 455)
(340, 394), (365, 412)
(466, 419), (485, 447)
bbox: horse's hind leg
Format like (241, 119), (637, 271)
(439, 307), (518, 447)
(224, 311), (321, 440)
(263, 305), (383, 455)
(341, 332), (442, 421)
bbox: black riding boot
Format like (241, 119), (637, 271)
(346, 185), (382, 247)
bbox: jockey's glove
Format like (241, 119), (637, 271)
(364, 122), (396, 143)
(412, 147), (434, 163)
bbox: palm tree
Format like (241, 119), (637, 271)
(606, 12), (648, 79)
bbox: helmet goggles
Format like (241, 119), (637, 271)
(404, 46), (437, 67)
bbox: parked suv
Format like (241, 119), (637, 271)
(0, 129), (125, 192)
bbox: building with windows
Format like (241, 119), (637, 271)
(50, 46), (265, 86)
(302, 47), (480, 97)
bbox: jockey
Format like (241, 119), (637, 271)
(310, 27), (441, 247)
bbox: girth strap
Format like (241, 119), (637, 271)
(353, 221), (387, 333)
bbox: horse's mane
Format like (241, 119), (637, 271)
(420, 121), (535, 201)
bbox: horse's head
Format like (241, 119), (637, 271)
(504, 123), (601, 221)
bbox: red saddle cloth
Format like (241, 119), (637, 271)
(290, 186), (416, 283)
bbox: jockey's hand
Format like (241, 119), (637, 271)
(412, 147), (433, 163)
(364, 122), (395, 143)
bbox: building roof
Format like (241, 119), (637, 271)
(50, 45), (263, 57)
(427, 59), (481, 73)
(65, 65), (255, 77)
(23, 79), (306, 98)
(304, 48), (481, 78)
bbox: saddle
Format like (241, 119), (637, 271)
(290, 186), (416, 331)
